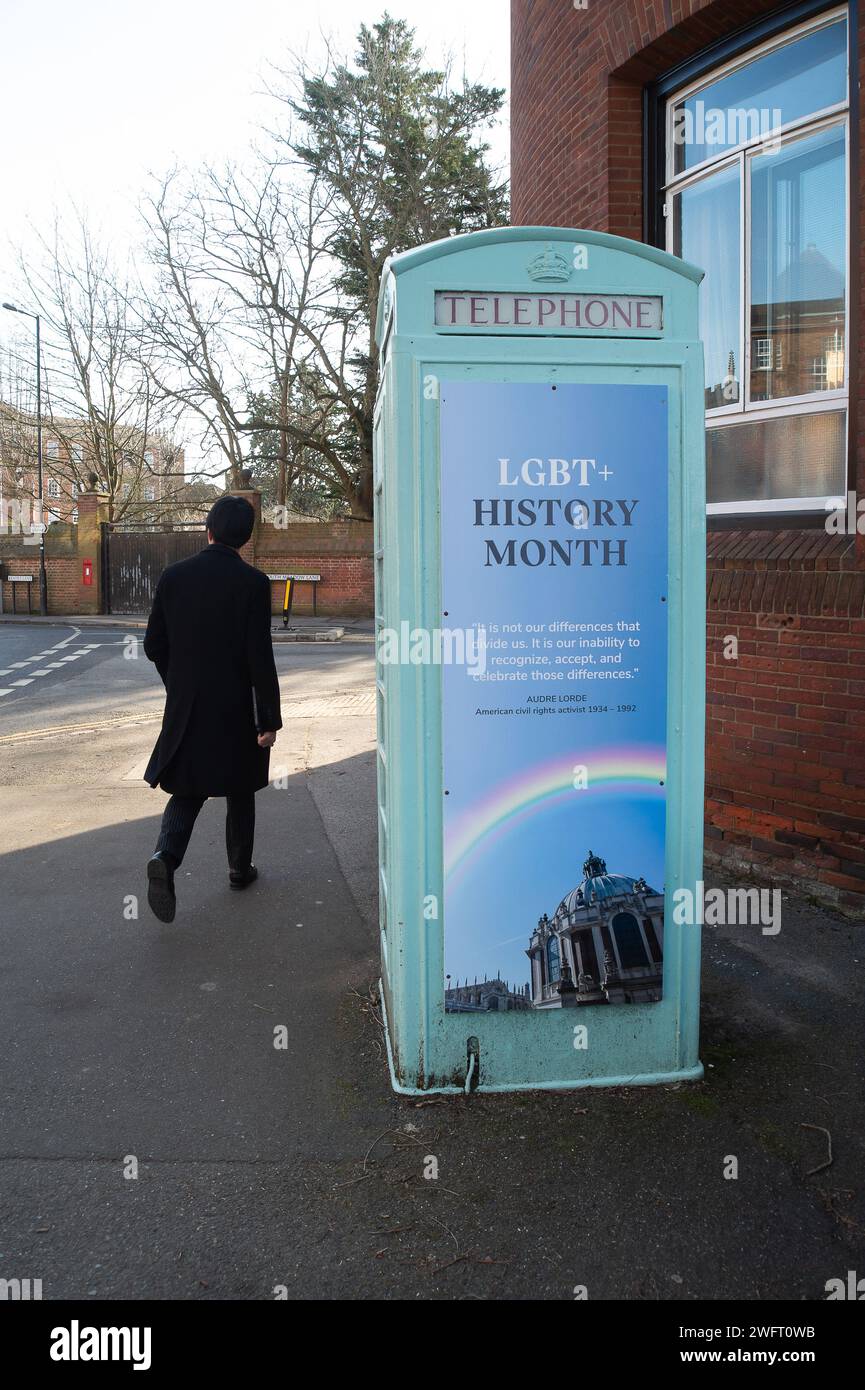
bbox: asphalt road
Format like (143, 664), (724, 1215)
(0, 622), (863, 1301)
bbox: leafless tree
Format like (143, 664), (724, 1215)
(139, 17), (506, 519)
(141, 158), (361, 510)
(14, 213), (187, 523)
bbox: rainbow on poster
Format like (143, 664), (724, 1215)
(444, 744), (667, 889)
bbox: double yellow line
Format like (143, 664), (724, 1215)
(0, 711), (161, 745)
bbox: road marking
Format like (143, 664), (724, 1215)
(0, 711), (162, 744)
(0, 628), (102, 695)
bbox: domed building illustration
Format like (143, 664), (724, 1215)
(526, 851), (664, 1009)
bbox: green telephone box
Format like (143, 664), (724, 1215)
(373, 226), (705, 1094)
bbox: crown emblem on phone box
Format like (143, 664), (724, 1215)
(527, 244), (572, 282)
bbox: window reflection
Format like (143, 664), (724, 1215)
(674, 163), (740, 409)
(666, 11), (849, 509)
(750, 124), (846, 402)
(673, 18), (846, 172)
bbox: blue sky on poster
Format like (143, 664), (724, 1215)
(0, 0), (510, 461)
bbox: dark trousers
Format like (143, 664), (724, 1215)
(155, 793), (256, 873)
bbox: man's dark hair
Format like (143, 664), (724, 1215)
(205, 495), (255, 549)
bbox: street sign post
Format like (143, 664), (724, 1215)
(265, 572), (322, 625)
(373, 227), (705, 1094)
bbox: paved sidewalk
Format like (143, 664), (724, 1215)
(0, 706), (862, 1298)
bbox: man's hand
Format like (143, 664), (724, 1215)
(257, 730), (277, 748)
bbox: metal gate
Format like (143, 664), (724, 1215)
(101, 525), (205, 614)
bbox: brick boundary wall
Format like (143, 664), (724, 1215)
(1, 508), (375, 620)
(0, 527), (80, 616)
(511, 0), (865, 910)
(0, 554), (82, 615)
(254, 520), (374, 618)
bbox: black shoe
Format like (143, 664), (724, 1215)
(147, 852), (177, 922)
(229, 864), (258, 891)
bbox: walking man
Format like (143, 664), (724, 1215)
(142, 494), (282, 922)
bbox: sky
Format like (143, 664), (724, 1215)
(0, 0), (510, 457)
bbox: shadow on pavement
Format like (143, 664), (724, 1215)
(0, 756), (862, 1299)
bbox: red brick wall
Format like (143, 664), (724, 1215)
(0, 522), (82, 615)
(255, 520), (373, 617)
(512, 0), (809, 236)
(512, 0), (865, 909)
(707, 533), (865, 911)
(1, 515), (375, 619)
(0, 556), (83, 615)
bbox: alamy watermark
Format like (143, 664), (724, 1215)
(672, 880), (781, 935)
(378, 621), (487, 675)
(824, 491), (865, 536)
(673, 101), (783, 152)
(0, 497), (45, 545)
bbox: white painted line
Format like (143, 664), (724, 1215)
(0, 689), (13, 697)
(45, 663), (65, 669)
(0, 669), (12, 676)
(11, 678), (34, 686)
(30, 669), (52, 676)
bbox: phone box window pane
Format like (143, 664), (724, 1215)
(673, 18), (847, 172)
(673, 163), (741, 407)
(707, 410), (846, 504)
(750, 124), (845, 403)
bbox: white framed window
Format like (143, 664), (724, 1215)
(144, 485), (155, 502)
(70, 444), (83, 465)
(755, 337), (773, 370)
(47, 478), (60, 498)
(665, 6), (849, 515)
(71, 509), (78, 524)
(46, 439), (59, 460)
(144, 450), (154, 468)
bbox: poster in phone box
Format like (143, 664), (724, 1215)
(440, 380), (669, 1014)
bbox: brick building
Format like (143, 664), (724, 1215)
(0, 403), (187, 526)
(511, 0), (864, 911)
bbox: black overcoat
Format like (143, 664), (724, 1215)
(143, 543), (282, 797)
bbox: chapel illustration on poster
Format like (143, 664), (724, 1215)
(445, 849), (664, 1013)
